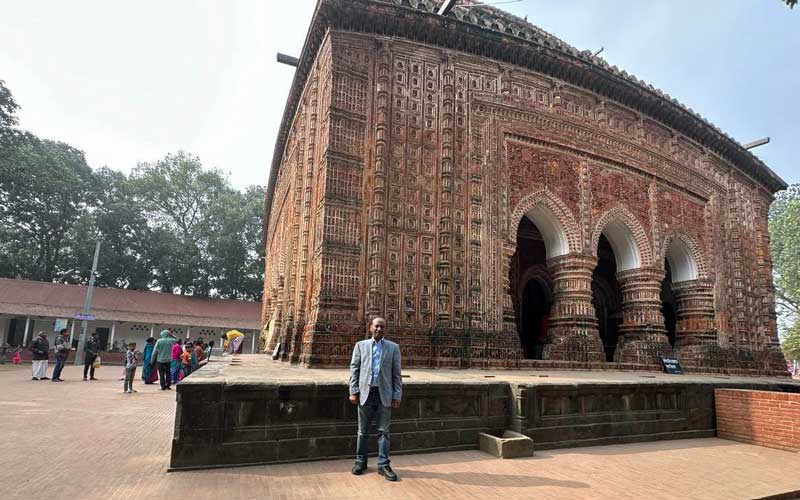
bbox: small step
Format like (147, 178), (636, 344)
(479, 430), (534, 459)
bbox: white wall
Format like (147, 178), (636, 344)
(0, 317), (9, 344)
(0, 316), (259, 353)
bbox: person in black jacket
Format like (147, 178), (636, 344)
(30, 332), (50, 380)
(83, 332), (101, 381)
(52, 328), (72, 382)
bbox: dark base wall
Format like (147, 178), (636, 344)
(171, 380), (509, 470)
(169, 372), (798, 470)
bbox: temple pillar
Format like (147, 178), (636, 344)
(671, 279), (719, 366)
(614, 268), (673, 365)
(542, 254), (605, 362)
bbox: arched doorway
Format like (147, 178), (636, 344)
(661, 262), (677, 348)
(591, 215), (642, 362)
(661, 235), (701, 350)
(510, 216), (552, 359)
(592, 234), (623, 361)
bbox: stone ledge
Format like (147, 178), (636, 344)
(479, 430), (534, 458)
(169, 356), (800, 470)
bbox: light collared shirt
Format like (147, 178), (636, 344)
(370, 337), (384, 387)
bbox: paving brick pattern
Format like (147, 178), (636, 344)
(2, 364), (799, 500)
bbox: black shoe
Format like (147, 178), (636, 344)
(32, 377), (39, 381)
(351, 463), (367, 475)
(51, 378), (63, 382)
(83, 377), (88, 381)
(40, 376), (50, 380)
(90, 377), (98, 380)
(378, 465), (398, 481)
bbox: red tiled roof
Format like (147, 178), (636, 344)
(0, 278), (261, 330)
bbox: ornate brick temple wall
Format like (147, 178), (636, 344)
(260, 0), (788, 375)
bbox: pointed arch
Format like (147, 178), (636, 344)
(590, 205), (653, 271)
(657, 230), (707, 282)
(509, 188), (581, 259)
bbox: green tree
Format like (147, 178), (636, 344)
(769, 184), (800, 320)
(62, 168), (154, 289)
(130, 151), (233, 296)
(0, 134), (97, 281)
(782, 322), (800, 362)
(206, 185), (265, 300)
(0, 79), (20, 143)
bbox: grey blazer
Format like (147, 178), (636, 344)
(349, 338), (402, 407)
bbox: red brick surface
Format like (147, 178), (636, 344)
(2, 364), (800, 500)
(715, 389), (800, 452)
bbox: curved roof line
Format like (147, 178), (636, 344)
(264, 0), (786, 241)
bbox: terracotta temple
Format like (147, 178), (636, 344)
(260, 0), (788, 375)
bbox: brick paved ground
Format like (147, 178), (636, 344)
(1, 363), (799, 500)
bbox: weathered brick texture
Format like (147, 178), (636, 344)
(260, 1), (787, 374)
(715, 389), (800, 452)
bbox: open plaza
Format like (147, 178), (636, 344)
(1, 358), (799, 500)
(2, 0), (800, 499)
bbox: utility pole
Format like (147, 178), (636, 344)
(74, 241), (101, 365)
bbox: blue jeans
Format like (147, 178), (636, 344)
(52, 354), (67, 380)
(356, 388), (392, 467)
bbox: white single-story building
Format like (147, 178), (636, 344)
(0, 278), (262, 357)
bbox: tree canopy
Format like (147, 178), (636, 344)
(0, 81), (265, 300)
(769, 183), (800, 361)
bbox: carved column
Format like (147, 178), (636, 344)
(614, 268), (673, 365)
(543, 254), (605, 362)
(671, 279), (719, 366)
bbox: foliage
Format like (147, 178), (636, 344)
(0, 79), (20, 140)
(782, 322), (800, 361)
(0, 81), (265, 299)
(783, 0), (797, 9)
(0, 134), (97, 281)
(769, 184), (800, 320)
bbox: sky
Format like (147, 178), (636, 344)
(1, 0), (798, 189)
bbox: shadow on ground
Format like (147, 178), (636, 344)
(398, 469), (589, 489)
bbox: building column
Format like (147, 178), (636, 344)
(22, 316), (31, 346)
(671, 278), (719, 367)
(149, 325), (155, 338)
(251, 332), (256, 353)
(542, 254), (605, 362)
(69, 321), (76, 344)
(109, 321), (116, 351)
(614, 267), (673, 365)
(186, 326), (191, 339)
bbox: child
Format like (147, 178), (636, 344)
(11, 346), (22, 365)
(180, 342), (193, 380)
(123, 343), (140, 394)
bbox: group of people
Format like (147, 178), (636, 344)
(22, 328), (215, 394)
(27, 328), (115, 382)
(139, 330), (212, 391)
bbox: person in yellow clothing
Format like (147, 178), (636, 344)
(222, 330), (245, 355)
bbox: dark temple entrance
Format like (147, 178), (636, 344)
(511, 216), (552, 359)
(592, 234), (623, 361)
(661, 262), (677, 347)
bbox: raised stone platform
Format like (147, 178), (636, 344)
(170, 355), (800, 470)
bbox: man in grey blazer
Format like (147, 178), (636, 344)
(349, 317), (402, 481)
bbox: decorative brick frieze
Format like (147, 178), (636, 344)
(542, 254), (605, 362)
(614, 268), (673, 366)
(260, 24), (787, 375)
(671, 279), (719, 367)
